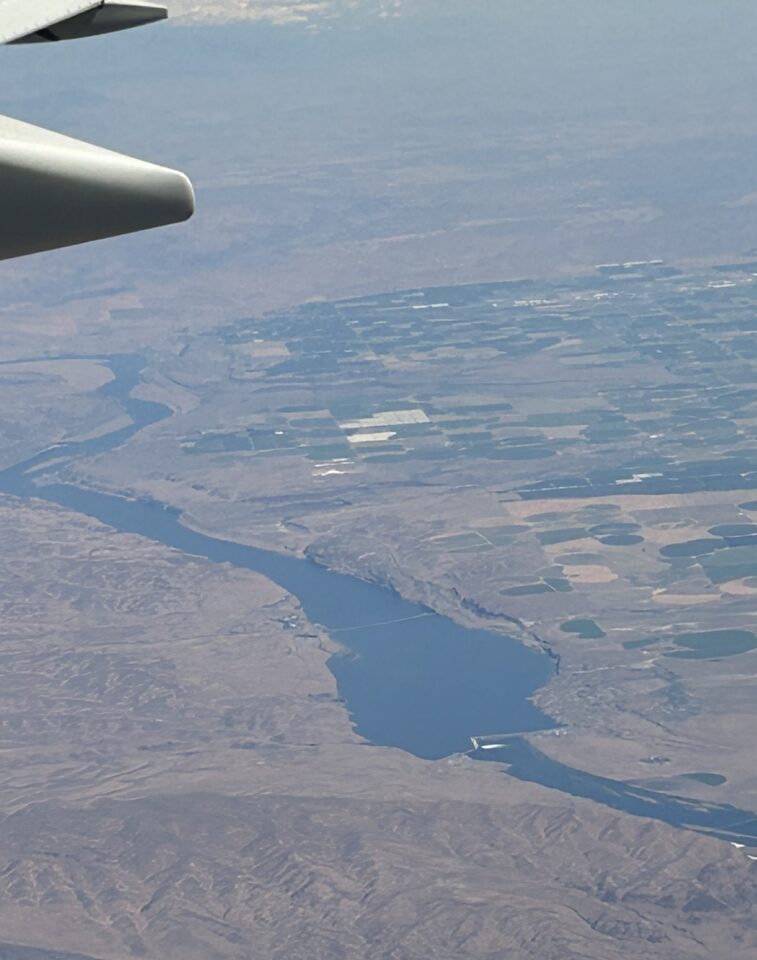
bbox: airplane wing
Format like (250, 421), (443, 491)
(0, 115), (194, 261)
(0, 1), (192, 261)
(0, 0), (166, 44)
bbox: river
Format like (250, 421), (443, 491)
(2, 353), (756, 846)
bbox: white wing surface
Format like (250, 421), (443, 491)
(0, 0), (99, 42)
(0, 1), (166, 45)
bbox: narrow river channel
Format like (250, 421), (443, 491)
(2, 354), (757, 847)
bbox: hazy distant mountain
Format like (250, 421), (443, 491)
(172, 0), (415, 26)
